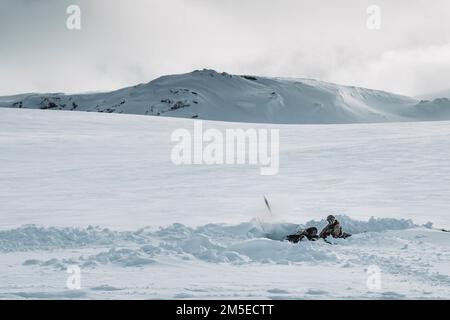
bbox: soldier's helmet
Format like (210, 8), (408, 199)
(305, 227), (318, 236)
(327, 215), (336, 223)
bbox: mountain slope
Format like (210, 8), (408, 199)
(1, 69), (450, 124)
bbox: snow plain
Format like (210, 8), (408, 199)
(0, 108), (449, 299)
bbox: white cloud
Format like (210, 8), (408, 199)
(1, 0), (450, 97)
(329, 44), (450, 96)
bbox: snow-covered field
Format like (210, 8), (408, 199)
(0, 108), (449, 299)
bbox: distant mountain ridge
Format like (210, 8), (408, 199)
(1, 69), (450, 124)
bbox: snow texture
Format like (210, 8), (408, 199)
(0, 108), (449, 299)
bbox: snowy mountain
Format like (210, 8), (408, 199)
(1, 69), (450, 124)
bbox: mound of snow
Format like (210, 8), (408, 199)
(0, 225), (142, 252)
(0, 216), (422, 267)
(2, 69), (450, 124)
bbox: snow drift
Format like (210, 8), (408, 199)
(0, 216), (420, 267)
(2, 218), (449, 299)
(1, 69), (450, 124)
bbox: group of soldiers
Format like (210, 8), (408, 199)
(286, 215), (351, 243)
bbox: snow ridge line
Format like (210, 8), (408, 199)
(0, 216), (418, 253)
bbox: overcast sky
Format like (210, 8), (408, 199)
(1, 0), (450, 97)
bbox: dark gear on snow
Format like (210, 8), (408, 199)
(286, 227), (319, 243)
